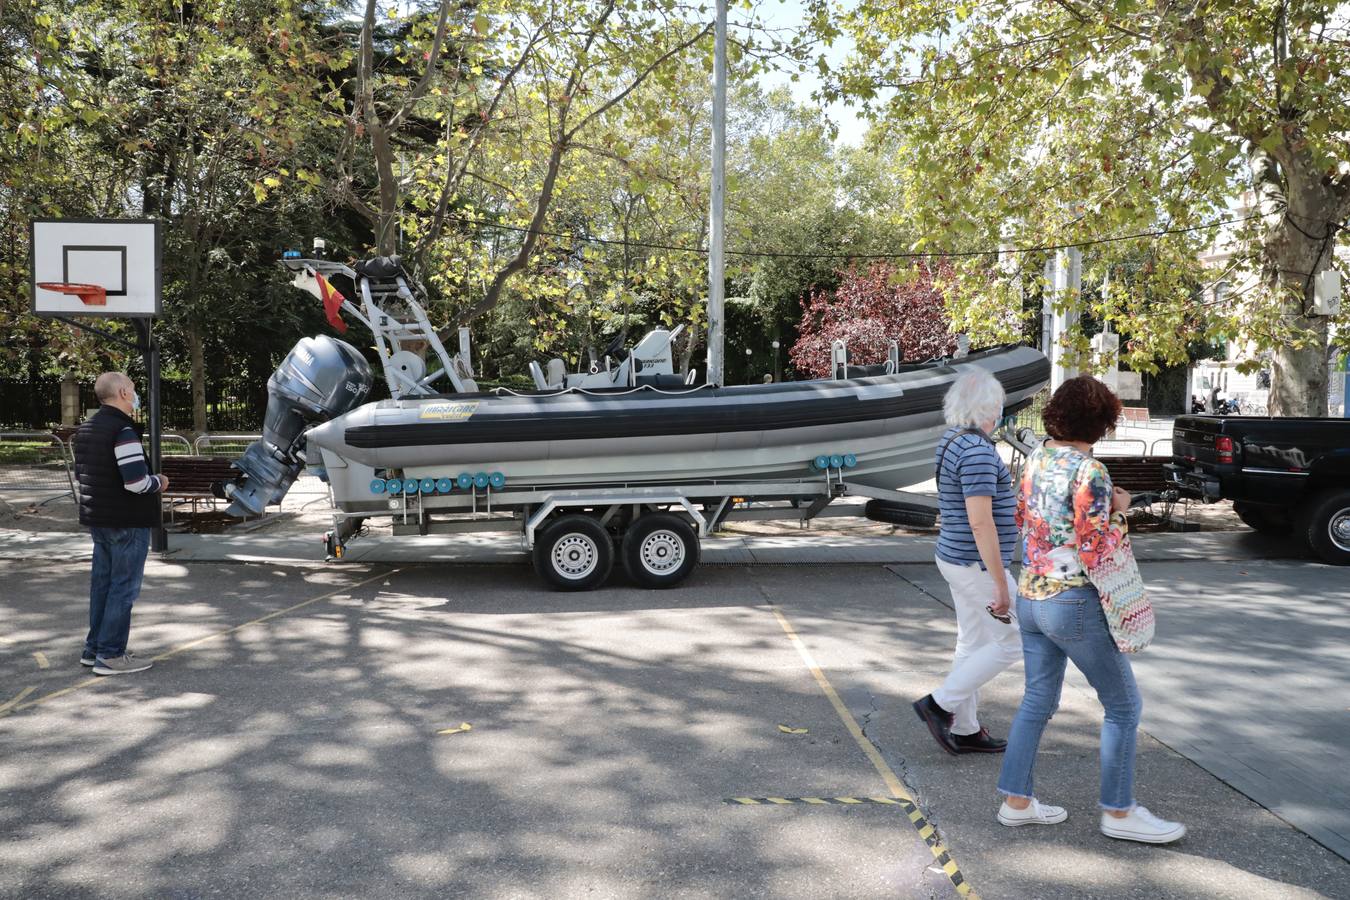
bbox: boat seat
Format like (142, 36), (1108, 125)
(635, 373), (688, 389)
(546, 359), (567, 388)
(354, 256), (405, 279)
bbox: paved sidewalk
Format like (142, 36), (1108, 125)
(0, 526), (1310, 566)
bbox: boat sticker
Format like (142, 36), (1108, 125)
(419, 401), (479, 421)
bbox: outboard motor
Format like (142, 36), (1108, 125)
(223, 335), (373, 516)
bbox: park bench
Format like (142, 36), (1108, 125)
(1099, 455), (1170, 494)
(1119, 407), (1150, 426)
(158, 455), (239, 521)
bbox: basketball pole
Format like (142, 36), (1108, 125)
(132, 318), (166, 552)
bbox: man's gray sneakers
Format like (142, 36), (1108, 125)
(92, 652), (152, 676)
(1100, 805), (1187, 843)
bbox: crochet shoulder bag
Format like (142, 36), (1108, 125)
(1074, 457), (1155, 653)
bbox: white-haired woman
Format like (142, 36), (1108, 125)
(913, 368), (1022, 755)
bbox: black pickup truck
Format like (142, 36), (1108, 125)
(1165, 415), (1350, 565)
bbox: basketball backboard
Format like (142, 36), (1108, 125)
(30, 218), (161, 318)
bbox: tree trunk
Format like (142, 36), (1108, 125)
(1263, 170), (1338, 417)
(188, 322), (208, 434)
(371, 125), (399, 256)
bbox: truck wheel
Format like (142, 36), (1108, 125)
(533, 514), (614, 590)
(1301, 489), (1350, 566)
(1233, 501), (1290, 535)
(621, 512), (700, 588)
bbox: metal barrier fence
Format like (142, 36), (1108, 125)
(192, 434), (260, 458)
(0, 432), (76, 496)
(1094, 438), (1148, 457)
(157, 435), (194, 456)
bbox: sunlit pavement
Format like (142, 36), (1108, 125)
(2, 556), (1347, 898)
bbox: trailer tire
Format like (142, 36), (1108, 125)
(621, 513), (699, 588)
(1299, 489), (1350, 566)
(863, 499), (938, 529)
(533, 514), (614, 591)
(1233, 501), (1289, 535)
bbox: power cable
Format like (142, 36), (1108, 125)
(437, 211), (1268, 261)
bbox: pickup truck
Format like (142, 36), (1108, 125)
(1165, 415), (1350, 565)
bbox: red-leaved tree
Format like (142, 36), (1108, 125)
(789, 261), (957, 378)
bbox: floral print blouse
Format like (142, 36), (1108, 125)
(1016, 444), (1128, 600)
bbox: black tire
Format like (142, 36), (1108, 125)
(1233, 501), (1290, 535)
(864, 499), (938, 529)
(1299, 489), (1350, 566)
(533, 514), (614, 590)
(621, 512), (700, 588)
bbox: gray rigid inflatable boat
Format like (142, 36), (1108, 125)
(303, 343), (1049, 511)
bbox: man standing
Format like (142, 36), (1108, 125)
(72, 372), (167, 675)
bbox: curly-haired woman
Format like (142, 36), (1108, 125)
(995, 375), (1185, 844)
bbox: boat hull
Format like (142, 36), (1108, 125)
(306, 344), (1049, 501)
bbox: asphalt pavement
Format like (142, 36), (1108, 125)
(1, 548), (1347, 899)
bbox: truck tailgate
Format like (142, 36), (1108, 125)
(1172, 416), (1223, 465)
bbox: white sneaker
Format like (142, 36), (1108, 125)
(998, 798), (1068, 827)
(1100, 805), (1186, 844)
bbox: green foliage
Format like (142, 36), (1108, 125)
(831, 0), (1350, 413)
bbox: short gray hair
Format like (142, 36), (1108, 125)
(943, 369), (1005, 428)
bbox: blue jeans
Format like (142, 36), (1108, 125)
(86, 527), (151, 659)
(996, 586), (1142, 811)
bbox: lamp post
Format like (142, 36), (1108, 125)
(771, 339), (780, 384)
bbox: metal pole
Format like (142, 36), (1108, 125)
(137, 318), (167, 552)
(706, 0), (727, 387)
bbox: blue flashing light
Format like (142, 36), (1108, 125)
(456, 472), (473, 490)
(473, 472), (490, 489)
(370, 479), (386, 494)
(489, 471), (506, 489)
(843, 453), (858, 468)
(282, 249), (302, 259)
(813, 455), (830, 470)
(419, 478), (436, 494)
(385, 478), (403, 494)
(829, 454), (844, 469)
(436, 477), (454, 494)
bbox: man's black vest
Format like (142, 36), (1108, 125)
(72, 405), (161, 529)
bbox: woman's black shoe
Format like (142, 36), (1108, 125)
(951, 726), (1007, 754)
(912, 694), (959, 755)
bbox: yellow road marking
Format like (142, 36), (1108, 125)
(437, 722), (472, 735)
(32, 651), (49, 669)
(767, 603), (979, 899)
(0, 568), (399, 719)
(0, 687), (36, 714)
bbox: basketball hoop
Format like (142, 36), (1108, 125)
(38, 281), (107, 306)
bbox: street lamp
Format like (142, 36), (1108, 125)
(771, 340), (781, 384)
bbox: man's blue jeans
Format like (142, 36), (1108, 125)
(996, 587), (1143, 811)
(86, 527), (151, 659)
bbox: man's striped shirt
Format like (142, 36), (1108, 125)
(934, 427), (1017, 568)
(114, 427), (165, 494)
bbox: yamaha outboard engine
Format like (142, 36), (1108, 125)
(224, 335), (373, 516)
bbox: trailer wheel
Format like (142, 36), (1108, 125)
(1233, 501), (1290, 535)
(621, 513), (700, 588)
(1300, 489), (1350, 566)
(533, 514), (614, 591)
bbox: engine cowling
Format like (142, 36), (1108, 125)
(224, 335), (373, 516)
